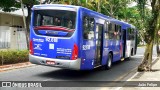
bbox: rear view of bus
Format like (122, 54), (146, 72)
(29, 5), (80, 70)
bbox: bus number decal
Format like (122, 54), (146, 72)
(46, 37), (58, 42)
(83, 45), (91, 50)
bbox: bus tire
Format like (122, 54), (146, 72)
(105, 53), (112, 70)
(131, 48), (134, 56)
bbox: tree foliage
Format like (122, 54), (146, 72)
(0, 0), (20, 12)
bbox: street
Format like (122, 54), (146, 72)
(0, 56), (142, 81)
(0, 46), (158, 89)
(0, 0), (159, 89)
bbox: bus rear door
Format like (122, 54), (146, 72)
(81, 15), (95, 70)
(122, 29), (126, 58)
(94, 24), (104, 67)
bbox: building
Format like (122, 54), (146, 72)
(0, 9), (28, 50)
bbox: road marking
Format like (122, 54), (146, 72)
(113, 66), (137, 81)
(113, 54), (148, 81)
(134, 55), (157, 57)
(113, 57), (158, 90)
(137, 46), (145, 48)
(42, 78), (53, 81)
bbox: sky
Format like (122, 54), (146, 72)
(127, 2), (137, 7)
(128, 1), (152, 9)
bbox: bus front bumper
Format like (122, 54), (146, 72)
(29, 54), (81, 70)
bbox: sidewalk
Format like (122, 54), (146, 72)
(0, 62), (35, 72)
(120, 58), (160, 90)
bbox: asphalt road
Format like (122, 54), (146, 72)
(0, 46), (158, 89)
(0, 56), (142, 81)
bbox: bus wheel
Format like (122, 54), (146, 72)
(131, 48), (134, 56)
(105, 53), (112, 70)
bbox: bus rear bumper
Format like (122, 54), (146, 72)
(29, 54), (81, 70)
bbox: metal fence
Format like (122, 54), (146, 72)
(16, 27), (27, 50)
(0, 26), (10, 49)
(0, 26), (27, 50)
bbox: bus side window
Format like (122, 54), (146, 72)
(104, 21), (109, 39)
(116, 25), (121, 40)
(119, 25), (122, 39)
(127, 28), (130, 40)
(131, 28), (135, 40)
(109, 23), (115, 39)
(112, 23), (116, 39)
(127, 28), (132, 40)
(115, 24), (118, 40)
(83, 16), (95, 40)
(108, 23), (113, 39)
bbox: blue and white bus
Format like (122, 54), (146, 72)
(29, 4), (137, 70)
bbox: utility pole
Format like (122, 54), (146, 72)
(20, 0), (29, 49)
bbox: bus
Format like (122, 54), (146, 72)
(29, 4), (137, 70)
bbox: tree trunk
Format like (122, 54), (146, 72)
(156, 44), (160, 57)
(26, 5), (32, 34)
(138, 40), (154, 71)
(156, 13), (160, 57)
(97, 0), (101, 13)
(109, 5), (114, 18)
(25, 5), (32, 49)
(138, 0), (160, 71)
(21, 0), (29, 49)
(156, 30), (160, 57)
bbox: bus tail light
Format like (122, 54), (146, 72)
(71, 44), (78, 60)
(29, 40), (34, 55)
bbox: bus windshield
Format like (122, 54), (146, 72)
(33, 10), (76, 30)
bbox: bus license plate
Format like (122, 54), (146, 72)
(46, 60), (55, 65)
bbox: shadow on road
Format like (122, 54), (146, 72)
(35, 57), (142, 81)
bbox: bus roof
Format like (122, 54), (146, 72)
(32, 4), (80, 10)
(32, 4), (135, 28)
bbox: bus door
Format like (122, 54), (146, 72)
(82, 16), (95, 69)
(122, 29), (126, 58)
(95, 24), (104, 67)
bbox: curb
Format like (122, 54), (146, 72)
(113, 57), (159, 90)
(0, 62), (35, 72)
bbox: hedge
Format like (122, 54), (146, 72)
(0, 50), (29, 65)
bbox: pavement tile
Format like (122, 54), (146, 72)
(120, 58), (160, 90)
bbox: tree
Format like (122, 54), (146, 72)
(56, 0), (104, 12)
(156, 14), (160, 57)
(0, 0), (63, 49)
(20, 0), (29, 49)
(100, 0), (131, 18)
(126, 6), (151, 45)
(137, 0), (160, 71)
(85, 0), (107, 13)
(0, 0), (40, 49)
(0, 0), (20, 12)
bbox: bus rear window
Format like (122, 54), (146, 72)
(33, 10), (76, 37)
